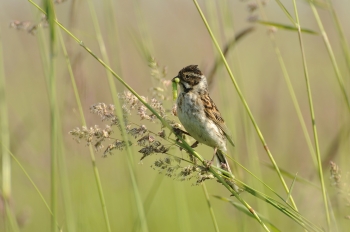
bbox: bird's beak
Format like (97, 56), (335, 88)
(172, 76), (180, 84)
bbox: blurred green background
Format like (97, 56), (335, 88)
(1, 0), (350, 231)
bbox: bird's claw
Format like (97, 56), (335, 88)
(204, 160), (213, 170)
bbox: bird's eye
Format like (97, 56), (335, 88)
(183, 74), (190, 80)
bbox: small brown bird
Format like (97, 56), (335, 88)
(172, 65), (234, 174)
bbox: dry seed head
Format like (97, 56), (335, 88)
(103, 140), (132, 157)
(267, 26), (278, 34)
(330, 161), (342, 187)
(158, 130), (166, 138)
(247, 2), (258, 12)
(137, 134), (155, 146)
(247, 15), (258, 22)
(128, 125), (148, 138)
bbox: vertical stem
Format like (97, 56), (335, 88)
(309, 3), (350, 113)
(0, 28), (15, 232)
(292, 1), (331, 230)
(45, 0), (58, 231)
(202, 184), (220, 232)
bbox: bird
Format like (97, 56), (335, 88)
(172, 64), (235, 176)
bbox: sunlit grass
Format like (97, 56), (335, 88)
(1, 0), (349, 231)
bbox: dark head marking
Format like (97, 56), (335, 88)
(179, 65), (202, 76)
(178, 65), (203, 86)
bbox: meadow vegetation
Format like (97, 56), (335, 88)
(1, 0), (350, 231)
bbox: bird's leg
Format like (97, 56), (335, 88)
(211, 147), (217, 163)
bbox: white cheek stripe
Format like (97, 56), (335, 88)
(182, 82), (191, 89)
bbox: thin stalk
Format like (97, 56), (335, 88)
(133, 174), (164, 231)
(4, 201), (19, 232)
(53, 33), (77, 232)
(309, 2), (350, 113)
(0, 29), (10, 201)
(132, 0), (154, 61)
(274, 0), (296, 25)
(210, 166), (270, 232)
(192, 0), (298, 210)
(3, 147), (55, 222)
(56, 138), (76, 232)
(324, 0), (350, 75)
(224, 156), (294, 208)
(270, 38), (317, 167)
(87, 1), (148, 231)
(0, 29), (15, 232)
(202, 183), (220, 232)
(292, 0), (331, 230)
(214, 183), (324, 232)
(44, 1), (58, 231)
(102, 0), (123, 79)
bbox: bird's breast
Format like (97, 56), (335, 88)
(176, 92), (226, 150)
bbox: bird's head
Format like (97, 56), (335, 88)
(172, 65), (207, 92)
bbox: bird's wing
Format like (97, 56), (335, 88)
(201, 93), (235, 147)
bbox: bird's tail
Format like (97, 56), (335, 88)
(215, 149), (232, 174)
(216, 149), (240, 192)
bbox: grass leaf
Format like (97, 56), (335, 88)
(257, 21), (318, 34)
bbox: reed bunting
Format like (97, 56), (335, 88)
(172, 65), (235, 177)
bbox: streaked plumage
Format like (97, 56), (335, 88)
(173, 65), (234, 173)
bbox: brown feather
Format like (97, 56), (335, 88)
(201, 93), (235, 147)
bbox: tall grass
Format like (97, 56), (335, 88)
(1, 0), (349, 231)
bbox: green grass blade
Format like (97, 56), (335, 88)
(202, 184), (220, 232)
(308, 1), (350, 113)
(3, 147), (55, 223)
(273, 0), (296, 24)
(207, 27), (255, 87)
(269, 38), (318, 168)
(286, 173), (298, 203)
(292, 0), (331, 229)
(214, 196), (280, 232)
(0, 28), (11, 202)
(262, 162), (320, 189)
(257, 21), (318, 34)
(324, 0), (350, 74)
(0, 28), (18, 232)
(4, 201), (20, 232)
(226, 180), (324, 232)
(207, 166), (270, 231)
(44, 1), (59, 231)
(133, 174), (164, 231)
